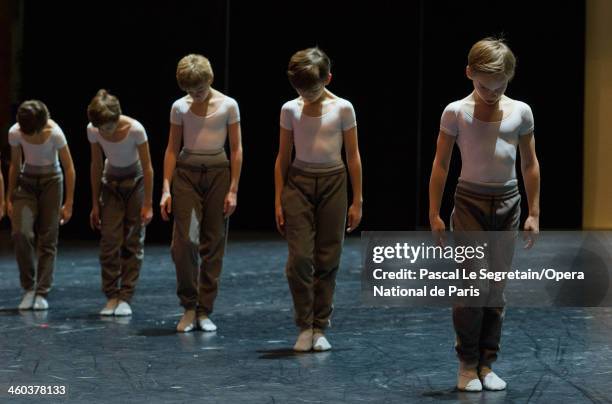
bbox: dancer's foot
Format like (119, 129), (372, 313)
(312, 329), (332, 351)
(479, 366), (506, 391)
(457, 362), (482, 392)
(176, 309), (196, 333)
(197, 315), (217, 332)
(114, 300), (132, 316)
(18, 291), (36, 310)
(293, 328), (313, 352)
(32, 295), (49, 311)
(99, 298), (119, 316)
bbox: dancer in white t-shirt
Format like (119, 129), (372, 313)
(275, 47), (363, 352)
(160, 54), (243, 333)
(87, 89), (154, 317)
(7, 100), (76, 311)
(429, 38), (541, 392)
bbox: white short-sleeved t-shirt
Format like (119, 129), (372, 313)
(440, 96), (534, 186)
(280, 97), (356, 164)
(8, 122), (67, 166)
(87, 119), (148, 167)
(170, 95), (240, 151)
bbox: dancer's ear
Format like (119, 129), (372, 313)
(465, 66), (473, 80)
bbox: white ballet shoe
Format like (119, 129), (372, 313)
(312, 331), (332, 351)
(197, 316), (217, 332)
(457, 363), (482, 392)
(480, 367), (507, 391)
(114, 301), (132, 316)
(32, 295), (48, 311)
(18, 291), (36, 310)
(99, 298), (119, 316)
(293, 328), (313, 352)
(177, 309), (196, 333)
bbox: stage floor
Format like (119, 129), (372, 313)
(1, 234), (612, 403)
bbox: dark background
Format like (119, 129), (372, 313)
(5, 0), (585, 241)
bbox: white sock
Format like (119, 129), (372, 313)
(18, 291), (36, 310)
(481, 369), (506, 391)
(100, 298), (119, 316)
(177, 309), (196, 333)
(312, 332), (332, 351)
(198, 316), (217, 332)
(114, 301), (132, 316)
(32, 295), (48, 311)
(293, 328), (313, 352)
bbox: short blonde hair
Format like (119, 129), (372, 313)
(176, 54), (214, 90)
(468, 37), (516, 81)
(287, 47), (331, 90)
(87, 89), (121, 127)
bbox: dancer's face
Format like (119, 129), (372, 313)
(186, 82), (211, 103)
(296, 83), (326, 104)
(468, 69), (509, 105)
(98, 121), (119, 137)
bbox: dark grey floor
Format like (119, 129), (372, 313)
(1, 234), (612, 403)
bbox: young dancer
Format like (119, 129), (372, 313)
(275, 47), (363, 352)
(429, 38), (540, 391)
(87, 89), (154, 316)
(160, 54), (243, 332)
(7, 100), (76, 310)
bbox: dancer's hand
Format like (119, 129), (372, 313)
(275, 203), (285, 236)
(141, 203), (153, 226)
(346, 203), (362, 233)
(160, 191), (172, 221)
(90, 204), (101, 230)
(430, 214), (446, 246)
(523, 215), (539, 249)
(224, 191), (237, 218)
(60, 202), (73, 225)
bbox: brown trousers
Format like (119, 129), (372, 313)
(99, 174), (145, 302)
(451, 182), (521, 368)
(281, 166), (347, 330)
(11, 172), (63, 297)
(171, 161), (230, 316)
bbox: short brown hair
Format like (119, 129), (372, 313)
(468, 37), (516, 80)
(87, 89), (121, 127)
(17, 100), (49, 135)
(176, 54), (214, 90)
(287, 47), (331, 90)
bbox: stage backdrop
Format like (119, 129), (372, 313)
(8, 0), (584, 241)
